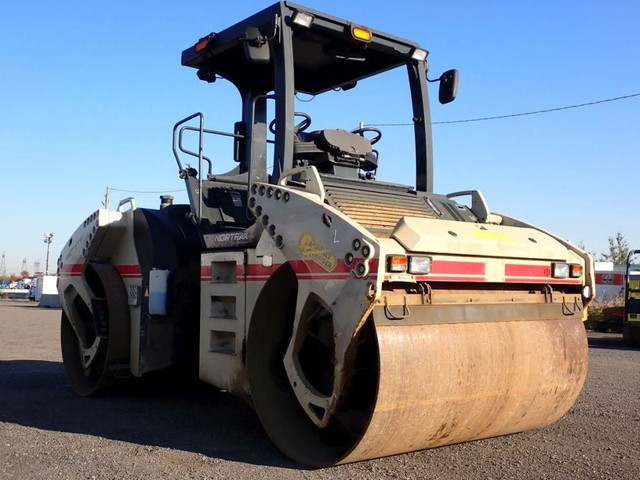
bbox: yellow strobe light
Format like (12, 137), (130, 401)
(351, 25), (372, 43)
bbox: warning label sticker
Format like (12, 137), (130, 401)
(297, 231), (337, 272)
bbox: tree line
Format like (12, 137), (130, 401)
(594, 232), (632, 265)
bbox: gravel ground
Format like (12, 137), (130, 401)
(1, 300), (639, 479)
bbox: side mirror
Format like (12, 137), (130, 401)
(243, 27), (271, 64)
(438, 69), (459, 104)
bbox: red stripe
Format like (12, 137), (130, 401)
(59, 264), (83, 277)
(505, 264), (551, 278)
(505, 263), (581, 285)
(59, 263), (141, 279)
(431, 260), (486, 276)
(505, 278), (582, 285)
(61, 264), (83, 274)
(297, 274), (359, 281)
(246, 264), (277, 276)
(201, 265), (211, 281)
(200, 260), (380, 282)
(116, 265), (142, 279)
(200, 260), (582, 285)
(414, 275), (487, 283)
(288, 259), (364, 274)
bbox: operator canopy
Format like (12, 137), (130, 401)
(181, 1), (429, 95)
(180, 1), (457, 192)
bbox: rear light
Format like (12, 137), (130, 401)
(387, 255), (408, 273)
(195, 33), (215, 53)
(552, 263), (570, 279)
(570, 264), (583, 278)
(195, 39), (208, 52)
(408, 256), (432, 275)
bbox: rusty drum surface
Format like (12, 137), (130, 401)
(249, 301), (588, 467)
(341, 316), (588, 463)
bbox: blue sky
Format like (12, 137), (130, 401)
(1, 0), (639, 274)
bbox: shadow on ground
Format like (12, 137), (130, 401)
(586, 332), (637, 351)
(0, 300), (60, 310)
(0, 359), (297, 468)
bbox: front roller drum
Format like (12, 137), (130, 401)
(249, 308), (587, 466)
(348, 316), (587, 461)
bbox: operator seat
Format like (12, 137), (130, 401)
(294, 129), (378, 176)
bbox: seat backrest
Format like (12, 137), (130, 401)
(293, 129), (377, 175)
(317, 129), (372, 156)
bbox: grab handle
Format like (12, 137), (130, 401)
(117, 197), (137, 212)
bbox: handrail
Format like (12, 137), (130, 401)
(178, 125), (247, 178)
(172, 112), (250, 223)
(182, 125), (245, 140)
(172, 112), (204, 174)
(172, 112), (205, 222)
(174, 118), (249, 176)
(178, 125), (213, 176)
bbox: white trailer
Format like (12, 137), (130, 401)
(33, 275), (61, 308)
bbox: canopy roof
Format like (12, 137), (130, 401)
(182, 1), (426, 95)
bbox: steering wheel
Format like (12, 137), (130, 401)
(269, 112), (313, 135)
(351, 126), (382, 145)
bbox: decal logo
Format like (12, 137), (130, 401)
(298, 231), (337, 272)
(214, 232), (249, 242)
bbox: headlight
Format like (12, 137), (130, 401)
(386, 255), (432, 274)
(408, 256), (432, 275)
(552, 263), (570, 279)
(292, 11), (314, 28)
(411, 48), (428, 62)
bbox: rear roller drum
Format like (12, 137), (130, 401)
(60, 262), (130, 397)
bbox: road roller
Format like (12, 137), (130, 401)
(57, 2), (594, 466)
(623, 250), (640, 346)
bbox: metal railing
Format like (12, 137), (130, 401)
(172, 112), (245, 222)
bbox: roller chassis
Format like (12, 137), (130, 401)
(58, 1), (594, 467)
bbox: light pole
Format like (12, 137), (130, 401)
(43, 233), (53, 275)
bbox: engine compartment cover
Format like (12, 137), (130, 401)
(392, 217), (569, 260)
